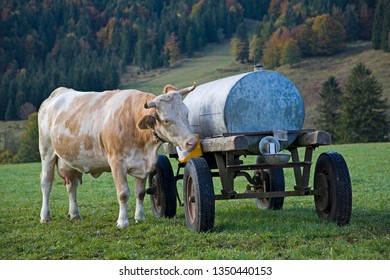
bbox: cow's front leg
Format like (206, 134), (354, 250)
(110, 159), (130, 228)
(134, 177), (146, 223)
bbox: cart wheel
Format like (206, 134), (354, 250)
(148, 155), (177, 218)
(183, 157), (215, 232)
(314, 152), (352, 226)
(255, 168), (285, 210)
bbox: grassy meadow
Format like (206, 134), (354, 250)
(0, 143), (389, 260)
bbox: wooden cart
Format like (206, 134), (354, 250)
(147, 129), (352, 232)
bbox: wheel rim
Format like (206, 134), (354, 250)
(315, 172), (330, 214)
(185, 176), (196, 225)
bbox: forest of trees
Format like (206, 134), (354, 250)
(0, 0), (251, 121)
(0, 0), (389, 163)
(232, 0), (386, 68)
(1, 0), (388, 122)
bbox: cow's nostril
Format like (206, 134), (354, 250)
(186, 137), (198, 150)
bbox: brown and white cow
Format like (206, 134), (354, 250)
(38, 83), (197, 227)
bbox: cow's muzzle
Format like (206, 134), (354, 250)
(183, 135), (198, 152)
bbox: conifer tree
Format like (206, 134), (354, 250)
(344, 4), (360, 42)
(13, 112), (40, 163)
(338, 63), (389, 143)
(231, 23), (249, 63)
(372, 0), (390, 51)
(315, 76), (342, 142)
(381, 3), (390, 51)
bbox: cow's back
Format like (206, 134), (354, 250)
(39, 87), (155, 174)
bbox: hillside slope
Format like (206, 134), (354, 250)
(278, 41), (390, 128)
(122, 41), (390, 129)
(2, 42), (388, 152)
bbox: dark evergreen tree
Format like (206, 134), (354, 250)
(338, 63), (389, 143)
(185, 27), (196, 57)
(315, 76), (342, 142)
(120, 24), (135, 65)
(344, 4), (360, 42)
(231, 23), (249, 63)
(380, 2), (390, 51)
(372, 0), (390, 50)
(4, 99), (17, 121)
(0, 76), (10, 120)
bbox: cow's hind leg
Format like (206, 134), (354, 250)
(66, 179), (81, 220)
(134, 177), (146, 223)
(40, 152), (57, 223)
(57, 159), (83, 220)
(110, 158), (130, 228)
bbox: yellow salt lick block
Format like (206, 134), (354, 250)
(176, 134), (203, 163)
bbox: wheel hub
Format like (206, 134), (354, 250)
(314, 172), (330, 212)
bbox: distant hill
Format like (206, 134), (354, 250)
(121, 40), (390, 129)
(2, 41), (389, 155)
(1, 0), (381, 122)
(278, 41), (390, 128)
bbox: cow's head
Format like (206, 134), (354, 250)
(138, 83), (198, 152)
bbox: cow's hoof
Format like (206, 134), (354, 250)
(40, 217), (51, 223)
(135, 218), (145, 224)
(116, 220), (130, 228)
(68, 213), (81, 221)
(134, 213), (145, 223)
(134, 214), (145, 223)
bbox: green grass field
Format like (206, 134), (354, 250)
(0, 143), (389, 260)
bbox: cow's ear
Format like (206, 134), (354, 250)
(137, 115), (156, 130)
(162, 84), (177, 94)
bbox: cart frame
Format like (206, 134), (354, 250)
(148, 129), (352, 232)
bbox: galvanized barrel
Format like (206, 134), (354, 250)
(183, 70), (305, 150)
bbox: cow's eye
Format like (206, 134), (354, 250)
(162, 119), (171, 125)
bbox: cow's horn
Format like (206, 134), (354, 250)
(178, 82), (196, 96)
(144, 101), (156, 109)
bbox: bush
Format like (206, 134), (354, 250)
(0, 150), (14, 164)
(13, 112), (40, 163)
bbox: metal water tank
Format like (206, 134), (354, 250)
(183, 70), (305, 149)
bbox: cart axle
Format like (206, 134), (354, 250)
(214, 189), (315, 200)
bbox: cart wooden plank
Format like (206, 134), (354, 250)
(163, 135), (249, 154)
(201, 135), (249, 152)
(294, 130), (331, 147)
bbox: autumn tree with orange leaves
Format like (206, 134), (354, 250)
(262, 27), (301, 68)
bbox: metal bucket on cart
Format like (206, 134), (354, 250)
(183, 70), (305, 152)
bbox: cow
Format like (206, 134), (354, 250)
(38, 83), (198, 227)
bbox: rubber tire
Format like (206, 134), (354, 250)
(314, 152), (352, 226)
(255, 168), (285, 210)
(149, 155), (177, 218)
(183, 157), (215, 232)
